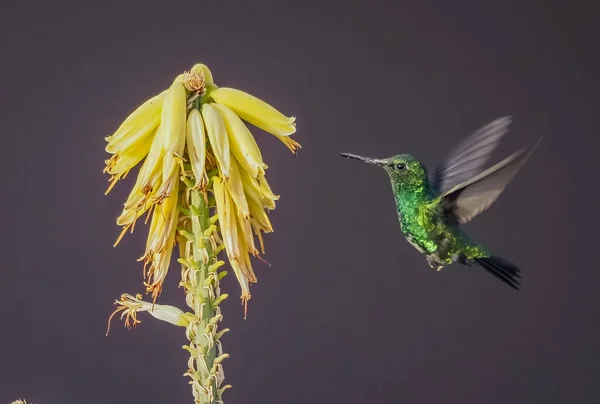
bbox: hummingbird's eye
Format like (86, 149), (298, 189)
(396, 163), (406, 171)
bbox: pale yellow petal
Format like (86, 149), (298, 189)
(161, 82), (187, 182)
(107, 90), (167, 143)
(201, 103), (231, 178)
(211, 87), (294, 126)
(213, 177), (238, 260)
(106, 117), (159, 155)
(237, 245), (257, 283)
(229, 259), (250, 299)
(237, 214), (259, 257)
(212, 103), (265, 178)
(186, 109), (207, 188)
(116, 166), (162, 226)
(137, 125), (166, 188)
(240, 169), (264, 206)
(257, 173), (279, 210)
(224, 188), (241, 259)
(225, 159), (250, 218)
(248, 197), (273, 233)
(105, 132), (154, 176)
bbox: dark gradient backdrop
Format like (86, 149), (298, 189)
(1, 1), (599, 403)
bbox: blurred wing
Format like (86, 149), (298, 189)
(439, 139), (541, 225)
(431, 116), (513, 195)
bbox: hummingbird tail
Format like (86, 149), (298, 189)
(473, 256), (521, 290)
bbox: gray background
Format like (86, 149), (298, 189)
(1, 0), (599, 403)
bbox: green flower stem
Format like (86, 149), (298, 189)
(183, 181), (230, 404)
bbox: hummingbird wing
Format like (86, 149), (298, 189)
(437, 139), (541, 225)
(431, 116), (512, 195)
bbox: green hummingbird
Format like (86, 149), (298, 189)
(340, 116), (541, 290)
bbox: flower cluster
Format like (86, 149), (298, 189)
(104, 63), (299, 304)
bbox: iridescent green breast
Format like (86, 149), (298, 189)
(395, 192), (439, 255)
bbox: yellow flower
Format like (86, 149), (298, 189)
(225, 158), (250, 218)
(210, 87), (301, 154)
(103, 91), (166, 192)
(201, 103), (231, 179)
(103, 133), (155, 193)
(212, 103), (266, 178)
(104, 62), (300, 403)
(186, 109), (207, 189)
(107, 293), (190, 335)
(105, 90), (166, 149)
(139, 179), (180, 299)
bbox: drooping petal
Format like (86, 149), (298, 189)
(225, 158), (250, 218)
(237, 214), (259, 257)
(229, 259), (250, 301)
(240, 168), (265, 206)
(144, 179), (180, 257)
(211, 87), (294, 125)
(237, 242), (257, 283)
(106, 90), (167, 144)
(137, 125), (166, 188)
(210, 87), (297, 143)
(224, 187), (241, 259)
(115, 165), (162, 236)
(142, 180), (180, 300)
(202, 103), (231, 179)
(257, 173), (279, 210)
(186, 109), (207, 189)
(248, 197), (273, 233)
(106, 116), (160, 155)
(212, 103), (265, 178)
(161, 81), (187, 182)
(213, 177), (238, 260)
(106, 293), (189, 335)
(104, 131), (154, 179)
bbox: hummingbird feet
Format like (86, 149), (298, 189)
(426, 255), (445, 272)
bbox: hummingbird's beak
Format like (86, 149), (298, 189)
(339, 153), (382, 165)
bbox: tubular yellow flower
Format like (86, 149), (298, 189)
(240, 168), (265, 204)
(201, 103), (231, 179)
(210, 87), (295, 128)
(103, 132), (155, 193)
(160, 81), (187, 187)
(114, 166), (162, 245)
(106, 90), (166, 146)
(186, 109), (207, 189)
(236, 241), (257, 283)
(237, 213), (259, 258)
(139, 179), (180, 299)
(225, 158), (250, 218)
(224, 185), (242, 260)
(134, 126), (165, 190)
(105, 116), (159, 156)
(248, 197), (274, 233)
(107, 293), (190, 335)
(210, 87), (301, 154)
(213, 177), (238, 260)
(229, 259), (251, 305)
(212, 103), (265, 178)
(258, 173), (279, 210)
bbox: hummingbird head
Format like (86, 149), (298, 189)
(339, 152), (429, 186)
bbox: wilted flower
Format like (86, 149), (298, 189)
(107, 293), (190, 335)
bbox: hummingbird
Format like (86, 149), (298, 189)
(340, 116), (541, 290)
